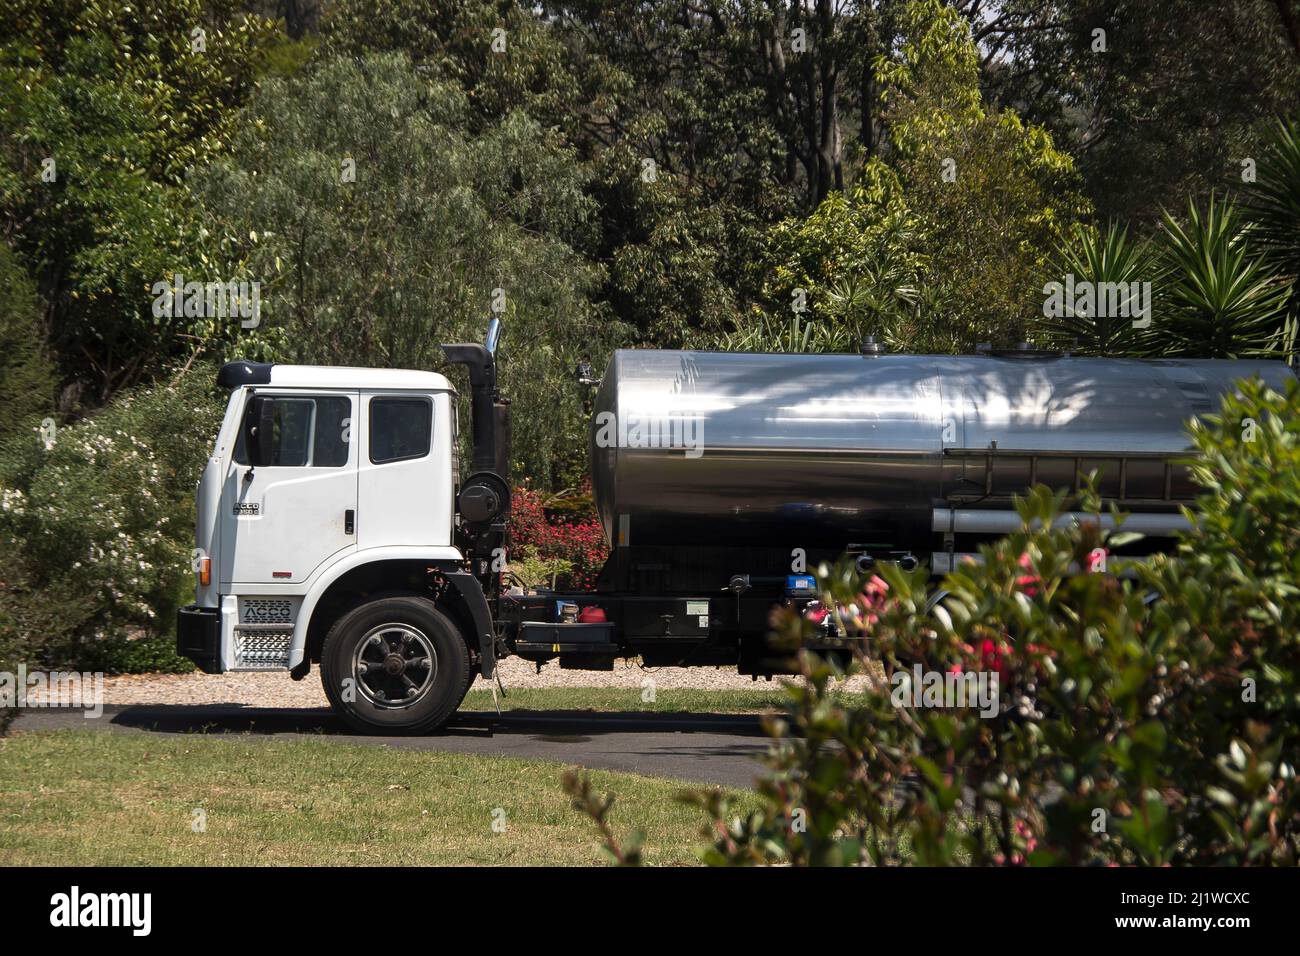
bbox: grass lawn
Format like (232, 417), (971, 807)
(460, 684), (809, 713)
(0, 730), (758, 866)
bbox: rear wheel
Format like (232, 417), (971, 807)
(320, 595), (469, 734)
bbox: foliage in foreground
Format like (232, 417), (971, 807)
(570, 377), (1300, 865)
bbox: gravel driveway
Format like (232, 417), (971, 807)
(91, 658), (870, 707)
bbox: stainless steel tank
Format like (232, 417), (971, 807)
(589, 349), (1294, 550)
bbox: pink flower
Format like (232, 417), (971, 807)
(1015, 552), (1040, 597)
(979, 638), (1009, 683)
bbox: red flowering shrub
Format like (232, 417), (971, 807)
(509, 482), (609, 591)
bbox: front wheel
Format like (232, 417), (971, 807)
(320, 595), (469, 734)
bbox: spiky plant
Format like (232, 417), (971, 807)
(1036, 222), (1160, 355)
(1244, 119), (1300, 281)
(1156, 194), (1291, 358)
(1243, 118), (1300, 362)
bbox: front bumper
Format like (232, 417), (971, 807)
(177, 604), (222, 673)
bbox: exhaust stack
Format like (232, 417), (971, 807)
(442, 318), (507, 477)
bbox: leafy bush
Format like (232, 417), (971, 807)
(571, 376), (1300, 866)
(509, 483), (608, 591)
(0, 368), (223, 671)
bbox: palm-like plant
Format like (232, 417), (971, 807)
(1155, 194), (1291, 358)
(823, 270), (919, 341)
(717, 309), (828, 353)
(1243, 118), (1300, 362)
(1244, 119), (1300, 281)
(1036, 222), (1160, 355)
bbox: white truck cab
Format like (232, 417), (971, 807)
(178, 350), (506, 733)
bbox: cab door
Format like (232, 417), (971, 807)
(219, 390), (359, 586)
(356, 391), (448, 549)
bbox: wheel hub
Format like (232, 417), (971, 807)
(352, 624), (438, 709)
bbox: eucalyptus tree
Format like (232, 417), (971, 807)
(193, 53), (626, 486)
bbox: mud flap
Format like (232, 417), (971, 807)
(442, 571), (497, 679)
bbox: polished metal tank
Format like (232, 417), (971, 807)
(589, 349), (1293, 550)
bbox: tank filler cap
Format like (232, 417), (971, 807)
(860, 335), (885, 356)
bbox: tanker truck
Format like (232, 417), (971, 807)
(176, 321), (1295, 733)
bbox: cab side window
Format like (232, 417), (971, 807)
(234, 395), (352, 467)
(369, 397), (432, 464)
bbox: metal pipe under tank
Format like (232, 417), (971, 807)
(931, 508), (1194, 536)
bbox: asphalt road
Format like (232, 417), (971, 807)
(13, 704), (773, 789)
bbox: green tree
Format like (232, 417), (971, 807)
(319, 0), (589, 135)
(0, 0), (279, 405)
(748, 161), (925, 351)
(193, 53), (625, 486)
(0, 244), (54, 435)
(877, 0), (1089, 347)
(742, 0), (1089, 353)
(960, 0), (1300, 224)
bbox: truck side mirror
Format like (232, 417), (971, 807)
(242, 394), (276, 468)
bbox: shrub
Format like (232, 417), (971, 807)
(0, 367), (223, 672)
(571, 376), (1300, 866)
(1156, 194), (1292, 358)
(509, 483), (608, 591)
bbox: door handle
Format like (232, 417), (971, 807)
(345, 509), (355, 535)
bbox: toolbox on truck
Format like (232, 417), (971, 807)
(514, 621), (619, 654)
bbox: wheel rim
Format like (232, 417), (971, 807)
(352, 623), (438, 709)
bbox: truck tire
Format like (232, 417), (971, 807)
(320, 595), (470, 734)
(457, 665), (478, 709)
